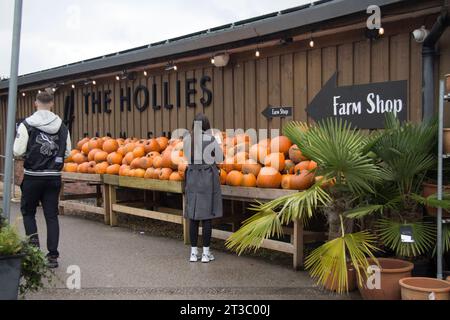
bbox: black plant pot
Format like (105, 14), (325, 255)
(0, 255), (24, 300)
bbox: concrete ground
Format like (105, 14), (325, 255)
(8, 202), (359, 300)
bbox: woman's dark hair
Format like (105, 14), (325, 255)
(192, 113), (211, 132)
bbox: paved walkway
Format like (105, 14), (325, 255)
(9, 203), (358, 300)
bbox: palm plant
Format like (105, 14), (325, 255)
(346, 115), (450, 258)
(226, 118), (383, 293)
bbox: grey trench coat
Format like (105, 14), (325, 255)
(184, 134), (223, 221)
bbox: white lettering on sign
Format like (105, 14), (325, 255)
(333, 94), (403, 116)
(271, 107), (290, 116)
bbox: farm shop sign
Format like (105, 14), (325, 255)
(306, 73), (407, 129)
(78, 76), (212, 115)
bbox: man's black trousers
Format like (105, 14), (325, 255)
(20, 176), (62, 257)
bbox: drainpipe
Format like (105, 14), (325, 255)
(422, 4), (449, 121)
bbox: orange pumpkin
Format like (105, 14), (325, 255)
(249, 143), (270, 163)
(107, 152), (123, 165)
(66, 149), (80, 163)
(133, 146), (145, 158)
(169, 172), (183, 181)
(73, 153), (87, 165)
(130, 157), (142, 169)
(242, 159), (262, 177)
(81, 142), (90, 155)
(103, 139), (119, 153)
(160, 148), (174, 169)
(256, 167), (282, 189)
(143, 139), (160, 153)
(281, 174), (293, 189)
(147, 151), (161, 160)
(119, 165), (131, 176)
(308, 160), (318, 171)
(106, 164), (121, 175)
(233, 152), (249, 171)
(156, 137), (169, 151)
(172, 140), (184, 151)
(153, 155), (163, 168)
(220, 158), (235, 173)
(226, 170), (244, 187)
(123, 152), (135, 165)
(88, 148), (102, 162)
(117, 146), (126, 156)
(264, 153), (286, 172)
(159, 168), (173, 180)
(64, 163), (78, 173)
(94, 151), (108, 163)
(289, 144), (307, 163)
(233, 134), (251, 146)
(220, 169), (227, 185)
(133, 168), (146, 178)
(178, 160), (188, 178)
(124, 142), (136, 155)
(77, 137), (90, 151)
(258, 139), (271, 148)
(270, 136), (292, 155)
(315, 176), (336, 188)
(144, 167), (155, 179)
(152, 168), (162, 179)
(87, 161), (97, 174)
(294, 161), (311, 174)
(116, 138), (125, 146)
(138, 156), (153, 169)
(223, 136), (235, 147)
(290, 170), (315, 190)
(77, 162), (89, 173)
(95, 162), (109, 174)
(284, 159), (295, 174)
(241, 173), (257, 188)
(232, 142), (251, 155)
(88, 137), (103, 151)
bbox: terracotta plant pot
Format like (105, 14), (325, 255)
(399, 277), (450, 300)
(324, 264), (357, 292)
(357, 258), (414, 300)
(422, 183), (450, 218)
(444, 129), (450, 155)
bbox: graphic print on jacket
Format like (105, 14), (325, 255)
(36, 132), (59, 156)
(23, 121), (68, 177)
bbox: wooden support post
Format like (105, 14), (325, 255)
(293, 219), (304, 270)
(102, 184), (110, 225)
(182, 194), (190, 245)
(58, 180), (65, 216)
(96, 184), (102, 207)
(109, 185), (118, 227)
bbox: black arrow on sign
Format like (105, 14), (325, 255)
(306, 72), (408, 129)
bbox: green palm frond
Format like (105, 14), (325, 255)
(410, 193), (450, 210)
(345, 196), (403, 219)
(305, 231), (380, 294)
(252, 182), (332, 225)
(376, 219), (436, 257)
(226, 183), (331, 255)
(283, 118), (382, 195)
(433, 224), (450, 256)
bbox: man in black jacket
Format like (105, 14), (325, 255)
(13, 91), (72, 268)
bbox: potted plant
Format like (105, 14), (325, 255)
(422, 158), (450, 218)
(0, 215), (52, 300)
(226, 118), (383, 294)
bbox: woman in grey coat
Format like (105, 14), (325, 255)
(184, 114), (223, 263)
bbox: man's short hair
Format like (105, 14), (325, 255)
(36, 91), (54, 104)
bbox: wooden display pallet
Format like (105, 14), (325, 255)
(102, 174), (325, 269)
(60, 172), (108, 224)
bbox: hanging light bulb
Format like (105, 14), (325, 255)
(71, 84), (75, 89)
(22, 92), (26, 97)
(115, 75), (120, 81)
(38, 90), (42, 94)
(211, 57), (215, 65)
(92, 80), (97, 85)
(52, 87), (57, 92)
(378, 27), (385, 36)
(309, 39), (315, 48)
(173, 65), (178, 71)
(255, 49), (260, 58)
(143, 70), (148, 76)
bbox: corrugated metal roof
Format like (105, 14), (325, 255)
(0, 0), (406, 91)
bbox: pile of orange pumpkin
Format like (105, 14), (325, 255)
(64, 136), (187, 182)
(218, 134), (318, 190)
(64, 134), (320, 190)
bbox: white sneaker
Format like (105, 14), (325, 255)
(190, 252), (199, 262)
(201, 252), (215, 263)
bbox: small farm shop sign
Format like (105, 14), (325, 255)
(72, 76), (213, 115)
(262, 106), (293, 119)
(306, 73), (407, 129)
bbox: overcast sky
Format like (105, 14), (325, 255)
(0, 0), (312, 77)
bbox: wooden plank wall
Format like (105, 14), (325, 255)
(1, 28), (448, 153)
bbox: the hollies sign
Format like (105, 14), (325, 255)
(62, 76), (213, 136)
(306, 73), (408, 129)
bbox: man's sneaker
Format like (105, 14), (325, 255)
(201, 252), (215, 263)
(47, 255), (59, 269)
(189, 252), (199, 262)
